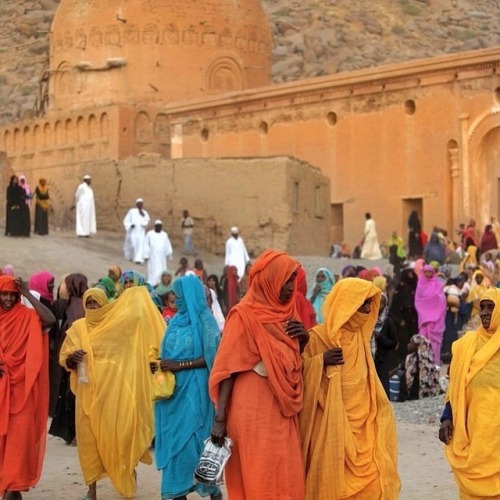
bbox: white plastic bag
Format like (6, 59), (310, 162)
(194, 437), (233, 485)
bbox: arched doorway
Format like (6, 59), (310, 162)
(477, 126), (500, 224)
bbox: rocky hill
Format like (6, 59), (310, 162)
(1, 0), (499, 125)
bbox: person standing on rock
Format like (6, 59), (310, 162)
(143, 220), (173, 287)
(74, 175), (96, 238)
(0, 275), (55, 500)
(224, 226), (250, 281)
(123, 198), (150, 264)
(361, 212), (382, 260)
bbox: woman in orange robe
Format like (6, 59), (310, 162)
(209, 250), (309, 500)
(300, 278), (400, 500)
(0, 275), (54, 500)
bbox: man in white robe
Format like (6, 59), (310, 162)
(144, 220), (173, 286)
(224, 226), (250, 281)
(74, 174), (97, 237)
(123, 198), (150, 263)
(361, 212), (382, 260)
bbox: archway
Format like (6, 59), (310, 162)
(476, 126), (500, 224)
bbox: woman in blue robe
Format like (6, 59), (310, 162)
(154, 275), (221, 500)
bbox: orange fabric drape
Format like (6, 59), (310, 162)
(209, 250), (305, 500)
(0, 276), (49, 495)
(299, 278), (400, 500)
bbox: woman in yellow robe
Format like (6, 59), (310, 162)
(60, 286), (165, 499)
(439, 288), (500, 499)
(299, 278), (400, 500)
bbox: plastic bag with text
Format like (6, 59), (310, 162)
(194, 437), (233, 485)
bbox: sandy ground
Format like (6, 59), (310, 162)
(1, 230), (458, 499)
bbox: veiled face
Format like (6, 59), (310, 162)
(358, 297), (373, 314)
(85, 297), (102, 310)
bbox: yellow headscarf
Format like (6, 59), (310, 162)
(82, 288), (110, 330)
(321, 277), (381, 346)
(445, 288), (500, 498)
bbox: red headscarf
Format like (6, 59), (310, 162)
(0, 276), (49, 493)
(210, 250), (303, 417)
(295, 267), (317, 330)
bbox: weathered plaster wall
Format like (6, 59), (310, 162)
(166, 49), (500, 244)
(49, 0), (271, 111)
(2, 42), (499, 251)
(0, 155), (330, 256)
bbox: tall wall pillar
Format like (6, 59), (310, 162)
(459, 114), (470, 220)
(449, 146), (460, 233)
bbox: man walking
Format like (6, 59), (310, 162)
(123, 198), (150, 264)
(144, 220), (173, 286)
(181, 209), (197, 255)
(74, 175), (96, 237)
(224, 226), (250, 280)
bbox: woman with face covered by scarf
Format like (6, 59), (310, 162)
(300, 278), (400, 500)
(439, 289), (500, 498)
(60, 286), (164, 500)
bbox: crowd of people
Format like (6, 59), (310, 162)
(2, 207), (500, 499)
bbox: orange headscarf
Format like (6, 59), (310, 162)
(210, 250), (303, 417)
(0, 276), (49, 494)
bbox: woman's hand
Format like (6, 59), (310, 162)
(210, 420), (227, 447)
(15, 278), (30, 297)
(150, 361), (159, 374)
(323, 348), (344, 366)
(66, 349), (86, 369)
(285, 319), (309, 349)
(160, 359), (180, 372)
(439, 419), (453, 444)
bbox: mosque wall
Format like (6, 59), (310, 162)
(167, 48), (500, 247)
(1, 48), (499, 251)
(0, 155), (330, 256)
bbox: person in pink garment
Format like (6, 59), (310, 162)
(414, 265), (446, 365)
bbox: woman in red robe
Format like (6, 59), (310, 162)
(0, 275), (54, 499)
